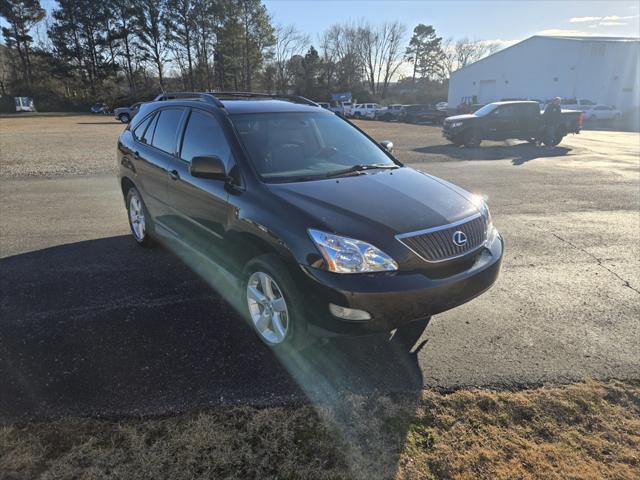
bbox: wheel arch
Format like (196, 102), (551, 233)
(120, 176), (137, 198)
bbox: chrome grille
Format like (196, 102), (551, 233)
(396, 214), (487, 263)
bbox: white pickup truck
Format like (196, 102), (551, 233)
(350, 103), (382, 119)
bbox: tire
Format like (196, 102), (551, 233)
(463, 129), (482, 148)
(450, 137), (464, 147)
(242, 254), (311, 351)
(354, 112), (362, 119)
(126, 187), (153, 247)
(542, 134), (563, 147)
(119, 113), (130, 123)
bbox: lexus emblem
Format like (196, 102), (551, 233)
(452, 230), (468, 247)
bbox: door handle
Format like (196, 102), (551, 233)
(169, 170), (180, 181)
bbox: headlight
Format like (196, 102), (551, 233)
(450, 121), (463, 128)
(308, 229), (398, 273)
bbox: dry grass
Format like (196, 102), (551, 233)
(2, 380), (638, 480)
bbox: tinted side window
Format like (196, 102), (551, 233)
(151, 108), (184, 154)
(141, 113), (159, 145)
(132, 113), (154, 141)
(180, 110), (232, 167)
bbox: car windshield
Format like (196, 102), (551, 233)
(230, 112), (394, 182)
(474, 104), (499, 116)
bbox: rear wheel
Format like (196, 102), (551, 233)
(126, 187), (153, 247)
(119, 113), (130, 123)
(243, 254), (311, 351)
(463, 129), (482, 147)
(354, 112), (362, 119)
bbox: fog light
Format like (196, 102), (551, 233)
(329, 303), (371, 321)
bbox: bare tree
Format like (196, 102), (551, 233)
(379, 21), (406, 97)
(454, 38), (500, 69)
(272, 23), (309, 93)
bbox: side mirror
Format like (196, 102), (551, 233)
(190, 155), (226, 180)
(380, 140), (394, 153)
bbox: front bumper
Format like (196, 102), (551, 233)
(299, 233), (503, 336)
(442, 126), (463, 140)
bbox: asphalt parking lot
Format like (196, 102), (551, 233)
(1, 115), (639, 422)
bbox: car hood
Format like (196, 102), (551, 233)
(445, 114), (476, 122)
(267, 167), (480, 239)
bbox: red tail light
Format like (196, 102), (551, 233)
(579, 112), (585, 129)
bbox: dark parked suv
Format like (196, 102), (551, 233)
(117, 92), (503, 349)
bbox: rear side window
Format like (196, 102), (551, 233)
(180, 110), (232, 167)
(151, 108), (184, 154)
(132, 114), (154, 141)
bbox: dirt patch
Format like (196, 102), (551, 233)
(2, 380), (638, 480)
(0, 115), (124, 178)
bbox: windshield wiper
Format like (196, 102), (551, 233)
(325, 163), (399, 178)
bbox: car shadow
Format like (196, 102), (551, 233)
(414, 142), (571, 165)
(0, 235), (427, 424)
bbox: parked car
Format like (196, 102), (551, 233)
(14, 96), (36, 112)
(559, 98), (596, 111)
(375, 104), (405, 121)
(435, 102), (448, 110)
(90, 103), (109, 114)
(442, 100), (583, 147)
(404, 104), (448, 124)
(117, 92), (503, 350)
(330, 101), (352, 117)
(114, 102), (142, 123)
(583, 105), (621, 122)
(351, 103), (381, 119)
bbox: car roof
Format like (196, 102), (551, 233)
(221, 99), (326, 114)
(491, 100), (540, 106)
(134, 99), (329, 126)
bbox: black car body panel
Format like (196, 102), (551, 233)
(442, 100), (582, 144)
(118, 95), (503, 337)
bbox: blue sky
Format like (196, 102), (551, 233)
(264, 0), (640, 45)
(5, 0), (640, 48)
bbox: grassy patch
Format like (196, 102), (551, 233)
(2, 381), (639, 479)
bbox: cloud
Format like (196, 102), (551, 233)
(569, 15), (636, 26)
(570, 16), (602, 23)
(602, 15), (635, 21)
(538, 29), (593, 37)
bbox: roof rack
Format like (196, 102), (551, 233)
(153, 92), (225, 108)
(211, 91), (320, 107)
(151, 91), (320, 109)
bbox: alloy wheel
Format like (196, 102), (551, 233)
(246, 271), (289, 345)
(128, 191), (146, 242)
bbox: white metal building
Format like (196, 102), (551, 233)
(448, 36), (640, 112)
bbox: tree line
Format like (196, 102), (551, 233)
(0, 0), (500, 110)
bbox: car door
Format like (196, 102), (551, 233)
(129, 108), (183, 217)
(515, 104), (539, 138)
(165, 108), (236, 254)
(484, 105), (517, 140)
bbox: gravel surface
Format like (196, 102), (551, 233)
(0, 114), (124, 178)
(1, 115), (639, 422)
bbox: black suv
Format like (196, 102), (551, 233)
(117, 92), (503, 349)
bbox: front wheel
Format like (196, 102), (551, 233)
(119, 113), (130, 123)
(243, 254), (311, 351)
(464, 129), (482, 147)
